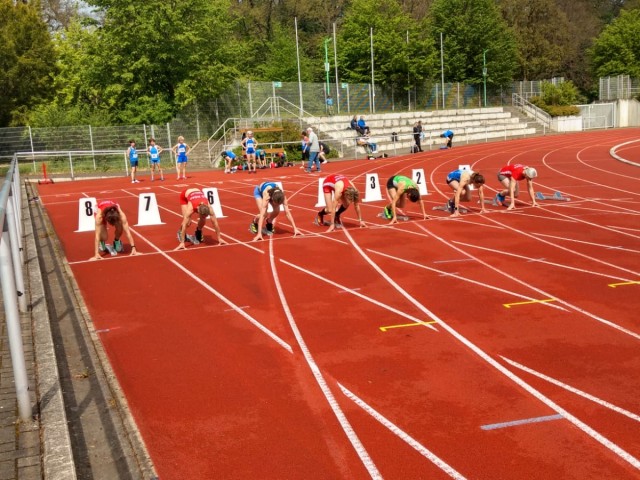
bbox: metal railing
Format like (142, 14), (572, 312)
(512, 93), (551, 130)
(0, 155), (31, 421)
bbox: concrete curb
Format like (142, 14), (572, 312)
(23, 185), (77, 479)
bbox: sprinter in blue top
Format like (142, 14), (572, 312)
(221, 150), (236, 174)
(440, 130), (454, 148)
(127, 140), (140, 183)
(445, 168), (486, 217)
(250, 181), (301, 241)
(172, 136), (190, 180)
(147, 138), (164, 181)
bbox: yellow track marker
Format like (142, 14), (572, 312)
(379, 320), (437, 332)
(503, 298), (556, 309)
(608, 281), (640, 288)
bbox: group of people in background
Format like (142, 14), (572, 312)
(92, 161), (538, 259)
(126, 136), (190, 183)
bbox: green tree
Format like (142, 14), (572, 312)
(0, 0), (57, 127)
(337, 0), (437, 91)
(73, 0), (242, 123)
(500, 0), (574, 80)
(429, 0), (518, 87)
(255, 24), (314, 82)
(589, 8), (640, 78)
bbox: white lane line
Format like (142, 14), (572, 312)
(267, 237), (382, 478)
(532, 232), (640, 254)
(338, 383), (467, 480)
(480, 414), (564, 431)
(342, 228), (640, 471)
(128, 226), (293, 353)
(280, 259), (438, 328)
(453, 241), (636, 282)
(501, 356), (640, 423)
(368, 249), (566, 312)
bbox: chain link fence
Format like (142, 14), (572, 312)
(599, 75), (640, 101)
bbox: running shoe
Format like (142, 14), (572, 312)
(113, 239), (123, 252)
(314, 211), (325, 226)
(99, 241), (106, 252)
(447, 199), (455, 213)
(177, 230), (183, 242)
(195, 229), (203, 242)
(265, 222), (274, 233)
(383, 205), (393, 219)
(494, 193), (505, 206)
(249, 222), (258, 234)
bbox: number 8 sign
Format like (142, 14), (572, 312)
(75, 197), (97, 232)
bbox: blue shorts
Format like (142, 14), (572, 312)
(177, 157), (187, 164)
(246, 148), (256, 155)
(151, 159), (160, 164)
(253, 186), (263, 199)
(130, 160), (139, 168)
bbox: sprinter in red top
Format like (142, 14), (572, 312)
(494, 164), (539, 210)
(91, 200), (140, 260)
(176, 188), (226, 249)
(314, 174), (366, 232)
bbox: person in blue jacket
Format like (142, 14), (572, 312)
(441, 130), (454, 148)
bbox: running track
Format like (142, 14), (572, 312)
(36, 129), (640, 479)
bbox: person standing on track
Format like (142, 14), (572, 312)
(148, 138), (164, 181)
(176, 188), (226, 249)
(250, 181), (301, 241)
(242, 130), (258, 174)
(445, 168), (487, 218)
(314, 174), (366, 233)
(494, 164), (539, 210)
(127, 139), (140, 183)
(172, 136), (191, 180)
(90, 200), (140, 260)
(383, 175), (428, 224)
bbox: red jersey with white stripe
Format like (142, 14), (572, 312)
(180, 189), (207, 210)
(96, 200), (118, 224)
(322, 174), (352, 194)
(499, 164), (526, 181)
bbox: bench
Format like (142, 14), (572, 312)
(240, 127), (284, 134)
(263, 147), (285, 161)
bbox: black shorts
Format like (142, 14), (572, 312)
(386, 177), (396, 190)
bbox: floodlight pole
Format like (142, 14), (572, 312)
(324, 38), (331, 96)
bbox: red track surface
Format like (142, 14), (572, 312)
(37, 130), (640, 479)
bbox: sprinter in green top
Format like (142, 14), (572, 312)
(383, 175), (428, 224)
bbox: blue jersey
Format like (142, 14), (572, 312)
(245, 138), (256, 153)
(443, 130), (454, 138)
(446, 169), (462, 183)
(224, 150), (236, 160)
(129, 147), (138, 162)
(149, 145), (160, 162)
(176, 143), (188, 161)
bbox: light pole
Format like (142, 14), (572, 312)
(324, 38), (331, 96)
(483, 49), (489, 108)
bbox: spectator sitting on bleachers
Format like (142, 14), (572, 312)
(357, 135), (377, 155)
(350, 115), (359, 132)
(357, 116), (371, 135)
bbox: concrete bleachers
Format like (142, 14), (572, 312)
(306, 107), (537, 156)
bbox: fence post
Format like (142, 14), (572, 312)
(0, 228), (32, 422)
(28, 126), (36, 173)
(89, 125), (96, 170)
(68, 152), (74, 180)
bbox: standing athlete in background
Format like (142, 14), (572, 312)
(127, 140), (140, 183)
(148, 138), (164, 181)
(172, 136), (190, 180)
(242, 131), (258, 174)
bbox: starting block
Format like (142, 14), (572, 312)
(535, 191), (570, 202)
(315, 178), (327, 207)
(432, 204), (468, 214)
(136, 193), (164, 226)
(411, 168), (429, 195)
(439, 146), (447, 150)
(201, 187), (226, 218)
(75, 197), (97, 232)
(377, 212), (409, 221)
(363, 173), (383, 202)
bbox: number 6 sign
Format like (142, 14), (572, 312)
(201, 187), (226, 218)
